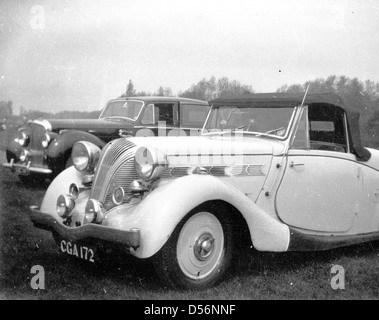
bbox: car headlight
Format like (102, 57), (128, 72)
(134, 146), (168, 181)
(16, 130), (30, 147)
(72, 141), (100, 173)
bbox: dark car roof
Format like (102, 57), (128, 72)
(109, 96), (208, 105)
(210, 92), (370, 162)
(209, 92), (344, 108)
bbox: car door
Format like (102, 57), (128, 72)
(275, 105), (358, 233)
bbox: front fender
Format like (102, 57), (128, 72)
(46, 130), (106, 172)
(104, 175), (290, 259)
(40, 166), (84, 217)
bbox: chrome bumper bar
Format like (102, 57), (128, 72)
(29, 206), (141, 250)
(3, 159), (52, 175)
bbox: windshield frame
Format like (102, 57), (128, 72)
(99, 99), (145, 122)
(201, 104), (298, 141)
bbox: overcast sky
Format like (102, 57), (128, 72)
(0, 0), (379, 114)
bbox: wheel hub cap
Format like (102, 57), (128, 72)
(194, 232), (215, 261)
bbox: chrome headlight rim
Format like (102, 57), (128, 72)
(72, 141), (100, 173)
(112, 186), (125, 205)
(134, 146), (168, 182)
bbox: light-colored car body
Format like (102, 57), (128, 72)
(29, 92), (379, 288)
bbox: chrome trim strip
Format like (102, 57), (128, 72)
(161, 164), (266, 178)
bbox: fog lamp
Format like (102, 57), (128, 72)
(112, 186), (125, 205)
(56, 194), (75, 218)
(69, 183), (79, 200)
(84, 199), (105, 224)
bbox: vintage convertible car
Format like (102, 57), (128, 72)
(29, 92), (379, 289)
(3, 96), (209, 183)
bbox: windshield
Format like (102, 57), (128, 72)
(203, 106), (295, 138)
(99, 100), (144, 121)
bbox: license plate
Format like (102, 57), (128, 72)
(16, 167), (30, 175)
(60, 240), (95, 263)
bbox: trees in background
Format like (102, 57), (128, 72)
(156, 86), (173, 97)
(120, 80), (173, 97)
(120, 76), (253, 100)
(3, 75), (379, 148)
(0, 101), (13, 120)
(124, 79), (136, 97)
(179, 76), (253, 101)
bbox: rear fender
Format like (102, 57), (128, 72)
(104, 174), (290, 258)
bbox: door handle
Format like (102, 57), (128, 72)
(289, 161), (305, 168)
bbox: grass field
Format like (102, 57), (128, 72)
(0, 129), (378, 300)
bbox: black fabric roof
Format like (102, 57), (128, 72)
(210, 92), (345, 108)
(209, 92), (370, 162)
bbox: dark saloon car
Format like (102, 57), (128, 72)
(3, 96), (209, 183)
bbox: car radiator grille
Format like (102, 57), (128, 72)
(28, 123), (47, 166)
(30, 123), (46, 150)
(90, 139), (139, 210)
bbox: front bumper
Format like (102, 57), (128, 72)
(3, 159), (52, 175)
(29, 205), (141, 250)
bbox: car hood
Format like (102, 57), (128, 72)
(46, 118), (134, 132)
(126, 134), (285, 158)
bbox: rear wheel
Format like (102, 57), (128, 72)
(153, 208), (234, 289)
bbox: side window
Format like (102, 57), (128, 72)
(155, 103), (174, 126)
(180, 104), (210, 127)
(141, 103), (175, 125)
(141, 104), (155, 125)
(309, 105), (348, 153)
(291, 104), (349, 153)
(291, 107), (309, 149)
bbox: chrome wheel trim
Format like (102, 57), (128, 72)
(176, 212), (224, 280)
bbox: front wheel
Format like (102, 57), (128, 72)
(153, 209), (234, 289)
